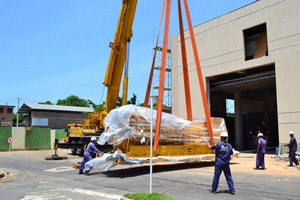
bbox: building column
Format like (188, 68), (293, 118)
(234, 92), (243, 150)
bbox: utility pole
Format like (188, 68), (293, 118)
(16, 97), (20, 127)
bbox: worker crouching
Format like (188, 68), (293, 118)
(79, 136), (101, 175)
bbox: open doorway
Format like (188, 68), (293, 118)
(209, 64), (278, 151)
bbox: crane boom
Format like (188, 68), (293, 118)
(59, 0), (138, 155)
(103, 0), (138, 114)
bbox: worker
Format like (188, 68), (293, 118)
(207, 131), (235, 195)
(78, 136), (100, 175)
(284, 131), (299, 167)
(255, 132), (266, 170)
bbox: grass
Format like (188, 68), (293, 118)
(123, 192), (177, 200)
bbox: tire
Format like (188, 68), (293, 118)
(70, 140), (78, 155)
(78, 148), (84, 157)
(0, 170), (4, 179)
(71, 148), (78, 155)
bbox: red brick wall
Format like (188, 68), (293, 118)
(0, 106), (14, 126)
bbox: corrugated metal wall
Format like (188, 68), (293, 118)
(0, 127), (12, 151)
(0, 127), (65, 151)
(54, 129), (67, 140)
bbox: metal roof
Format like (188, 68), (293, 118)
(18, 103), (93, 113)
(0, 105), (15, 108)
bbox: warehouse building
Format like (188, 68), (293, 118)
(171, 0), (299, 152)
(18, 103), (93, 129)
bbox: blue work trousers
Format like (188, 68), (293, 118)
(256, 152), (265, 169)
(289, 150), (299, 166)
(79, 154), (92, 173)
(212, 164), (235, 192)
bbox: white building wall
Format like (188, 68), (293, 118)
(11, 127), (25, 149)
(171, 0), (300, 145)
(51, 130), (56, 149)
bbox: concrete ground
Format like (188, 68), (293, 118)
(230, 153), (300, 176)
(1, 150), (299, 182)
(1, 149), (300, 200)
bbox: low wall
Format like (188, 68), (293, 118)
(0, 127), (12, 151)
(0, 127), (66, 151)
(12, 127), (25, 149)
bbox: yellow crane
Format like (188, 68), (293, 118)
(59, 0), (138, 155)
(61, 0), (221, 162)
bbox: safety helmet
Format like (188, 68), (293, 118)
(91, 136), (97, 141)
(257, 133), (263, 137)
(289, 131), (294, 135)
(220, 131), (228, 137)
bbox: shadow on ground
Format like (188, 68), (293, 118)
(100, 162), (216, 178)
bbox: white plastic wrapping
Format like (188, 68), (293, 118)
(98, 105), (226, 146)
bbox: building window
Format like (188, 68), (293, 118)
(7, 108), (13, 113)
(226, 99), (235, 117)
(0, 108), (3, 113)
(243, 23), (268, 61)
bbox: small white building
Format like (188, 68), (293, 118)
(171, 0), (300, 152)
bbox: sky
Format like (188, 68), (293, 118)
(0, 0), (255, 112)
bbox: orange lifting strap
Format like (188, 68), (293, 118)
(144, 0), (167, 107)
(153, 0), (171, 150)
(182, 0), (214, 145)
(153, 0), (214, 150)
(177, 0), (192, 121)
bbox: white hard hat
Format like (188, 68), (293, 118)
(220, 131), (228, 137)
(91, 136), (97, 141)
(257, 133), (263, 137)
(289, 131), (294, 135)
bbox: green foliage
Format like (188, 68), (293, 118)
(117, 93), (137, 107)
(38, 101), (54, 105)
(88, 100), (104, 112)
(143, 103), (170, 109)
(116, 96), (123, 107)
(124, 192), (177, 200)
(42, 93), (138, 112)
(226, 113), (235, 118)
(56, 95), (89, 107)
(127, 93), (137, 105)
(13, 113), (23, 125)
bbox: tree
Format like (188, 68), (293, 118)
(117, 93), (137, 107)
(13, 113), (23, 125)
(88, 100), (104, 112)
(127, 93), (137, 105)
(56, 95), (89, 107)
(38, 101), (54, 105)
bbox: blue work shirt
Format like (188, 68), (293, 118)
(84, 141), (100, 157)
(211, 141), (233, 166)
(257, 138), (266, 154)
(289, 136), (297, 151)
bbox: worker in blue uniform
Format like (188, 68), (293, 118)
(207, 131), (235, 195)
(255, 132), (266, 170)
(78, 136), (100, 175)
(284, 131), (299, 167)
